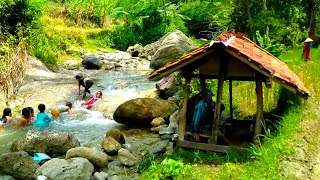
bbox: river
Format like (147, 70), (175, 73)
(0, 70), (157, 155)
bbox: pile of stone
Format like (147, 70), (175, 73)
(0, 127), (176, 180)
(82, 51), (150, 71)
(80, 29), (196, 72)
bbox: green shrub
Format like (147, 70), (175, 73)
(141, 158), (196, 180)
(0, 0), (44, 37)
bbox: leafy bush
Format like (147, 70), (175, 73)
(0, 0), (44, 37)
(256, 29), (286, 57)
(142, 158), (196, 180)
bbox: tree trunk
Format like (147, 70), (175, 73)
(246, 1), (252, 34)
(263, 0), (267, 10)
(309, 10), (316, 40)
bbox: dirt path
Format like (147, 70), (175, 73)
(279, 102), (320, 180)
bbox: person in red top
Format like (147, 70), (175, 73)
(303, 37), (313, 61)
(83, 91), (102, 109)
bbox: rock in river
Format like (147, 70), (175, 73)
(0, 151), (39, 180)
(11, 130), (80, 155)
(113, 98), (178, 126)
(36, 158), (94, 180)
(66, 147), (109, 168)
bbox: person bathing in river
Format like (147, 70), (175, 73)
(27, 107), (35, 122)
(75, 74), (94, 100)
(16, 108), (31, 128)
(82, 91), (102, 109)
(0, 108), (14, 132)
(51, 102), (72, 120)
(34, 104), (54, 130)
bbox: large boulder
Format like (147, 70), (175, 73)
(0, 151), (40, 180)
(113, 98), (178, 126)
(126, 44), (143, 57)
(11, 130), (80, 155)
(139, 40), (163, 60)
(66, 147), (109, 168)
(82, 55), (101, 70)
(149, 30), (196, 70)
(36, 158), (94, 180)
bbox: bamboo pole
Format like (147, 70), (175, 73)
(254, 81), (263, 143)
(178, 77), (191, 141)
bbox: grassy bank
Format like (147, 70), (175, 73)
(141, 47), (320, 179)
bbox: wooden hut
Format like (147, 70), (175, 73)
(148, 30), (310, 152)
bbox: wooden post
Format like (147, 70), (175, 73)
(178, 77), (191, 140)
(212, 59), (227, 144)
(229, 80), (233, 119)
(200, 77), (206, 90)
(254, 81), (263, 143)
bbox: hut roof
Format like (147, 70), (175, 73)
(148, 30), (310, 99)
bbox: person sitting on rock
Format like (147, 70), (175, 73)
(51, 102), (72, 120)
(0, 108), (14, 132)
(16, 107), (31, 128)
(75, 74), (94, 100)
(34, 104), (54, 129)
(82, 91), (102, 109)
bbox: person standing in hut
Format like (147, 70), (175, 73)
(303, 37), (313, 61)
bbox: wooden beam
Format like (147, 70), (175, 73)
(149, 47), (218, 81)
(175, 140), (247, 153)
(178, 77), (191, 140)
(254, 81), (264, 143)
(189, 74), (265, 81)
(229, 80), (233, 119)
(212, 58), (227, 144)
(186, 132), (212, 139)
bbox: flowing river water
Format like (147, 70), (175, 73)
(0, 69), (157, 155)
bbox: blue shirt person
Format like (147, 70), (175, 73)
(191, 89), (215, 141)
(34, 104), (53, 129)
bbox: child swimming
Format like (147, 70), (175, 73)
(82, 91), (102, 109)
(16, 108), (31, 128)
(51, 102), (72, 120)
(34, 104), (54, 129)
(0, 108), (14, 132)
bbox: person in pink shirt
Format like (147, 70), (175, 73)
(83, 91), (102, 109)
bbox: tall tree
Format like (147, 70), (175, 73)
(308, 0), (320, 39)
